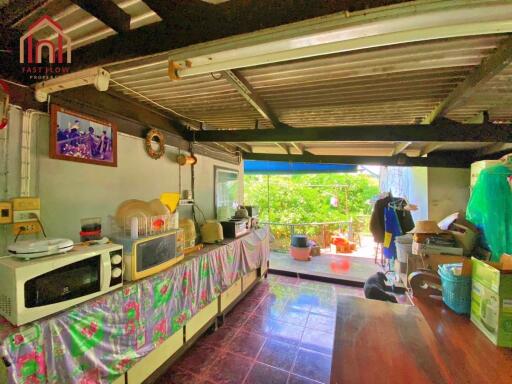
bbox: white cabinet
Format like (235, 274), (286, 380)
(185, 299), (218, 341)
(242, 270), (257, 292)
(126, 328), (184, 384)
(219, 279), (242, 313)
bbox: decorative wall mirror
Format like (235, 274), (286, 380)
(214, 166), (239, 221)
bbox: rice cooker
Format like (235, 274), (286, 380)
(200, 220), (224, 243)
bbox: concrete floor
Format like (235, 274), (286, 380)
(269, 252), (381, 284)
(269, 235), (381, 284)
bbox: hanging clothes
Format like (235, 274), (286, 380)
(383, 207), (403, 259)
(389, 198), (415, 234)
(370, 195), (414, 242)
(370, 195), (391, 243)
(466, 164), (512, 261)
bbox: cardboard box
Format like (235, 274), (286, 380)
(412, 242), (463, 256)
(470, 256), (512, 347)
(424, 254), (472, 276)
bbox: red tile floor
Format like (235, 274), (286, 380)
(155, 274), (410, 384)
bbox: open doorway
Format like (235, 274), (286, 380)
(244, 161), (383, 284)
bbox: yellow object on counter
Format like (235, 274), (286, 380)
(160, 192), (181, 213)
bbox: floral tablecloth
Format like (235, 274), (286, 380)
(0, 228), (269, 384)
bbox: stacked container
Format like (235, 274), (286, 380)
(290, 235), (311, 261)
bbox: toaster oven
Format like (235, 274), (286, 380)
(111, 229), (184, 281)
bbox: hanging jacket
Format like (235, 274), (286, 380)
(370, 196), (391, 243)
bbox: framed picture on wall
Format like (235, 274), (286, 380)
(214, 166), (239, 221)
(50, 105), (117, 167)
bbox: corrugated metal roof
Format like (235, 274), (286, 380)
(106, 34), (505, 140)
(240, 35), (504, 126)
(447, 64), (512, 123)
(22, 0), (160, 50)
(110, 69), (273, 129)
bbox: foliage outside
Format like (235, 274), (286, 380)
(244, 173), (379, 250)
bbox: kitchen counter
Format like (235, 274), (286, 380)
(0, 228), (269, 384)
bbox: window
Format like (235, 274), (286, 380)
(214, 166), (239, 220)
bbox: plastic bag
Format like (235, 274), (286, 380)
(466, 164), (512, 261)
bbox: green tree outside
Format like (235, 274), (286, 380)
(244, 173), (379, 223)
(244, 173), (379, 249)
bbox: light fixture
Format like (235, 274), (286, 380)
(34, 67), (110, 102)
(167, 1), (512, 80)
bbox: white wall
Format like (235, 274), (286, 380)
(428, 168), (470, 221)
(380, 165), (470, 223)
(0, 107), (242, 252)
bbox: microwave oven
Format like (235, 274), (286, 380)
(110, 229), (184, 281)
(0, 243), (123, 326)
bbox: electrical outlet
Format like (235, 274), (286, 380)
(13, 210), (40, 223)
(13, 221), (41, 235)
(0, 201), (12, 224)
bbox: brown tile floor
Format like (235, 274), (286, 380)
(155, 274), (410, 384)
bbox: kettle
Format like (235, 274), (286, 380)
(200, 220), (224, 243)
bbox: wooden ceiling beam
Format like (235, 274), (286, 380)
(419, 143), (442, 157)
(391, 141), (412, 156)
(234, 143), (253, 153)
(243, 151), (473, 168)
(69, 0), (131, 34)
(275, 143), (291, 154)
(191, 121), (512, 143)
(291, 142), (304, 155)
(222, 69), (282, 128)
(422, 37), (512, 124)
(478, 143), (509, 156)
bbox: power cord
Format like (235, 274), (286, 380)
(193, 203), (207, 225)
(14, 226), (24, 243)
(34, 215), (47, 238)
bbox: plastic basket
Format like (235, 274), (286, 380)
(438, 264), (472, 315)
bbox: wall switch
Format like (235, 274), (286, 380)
(13, 221), (41, 235)
(0, 202), (12, 224)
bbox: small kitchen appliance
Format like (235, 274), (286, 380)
(8, 238), (74, 259)
(221, 219), (250, 238)
(0, 243), (123, 325)
(110, 230), (184, 281)
(200, 220), (224, 243)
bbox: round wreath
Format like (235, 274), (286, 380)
(145, 129), (165, 159)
